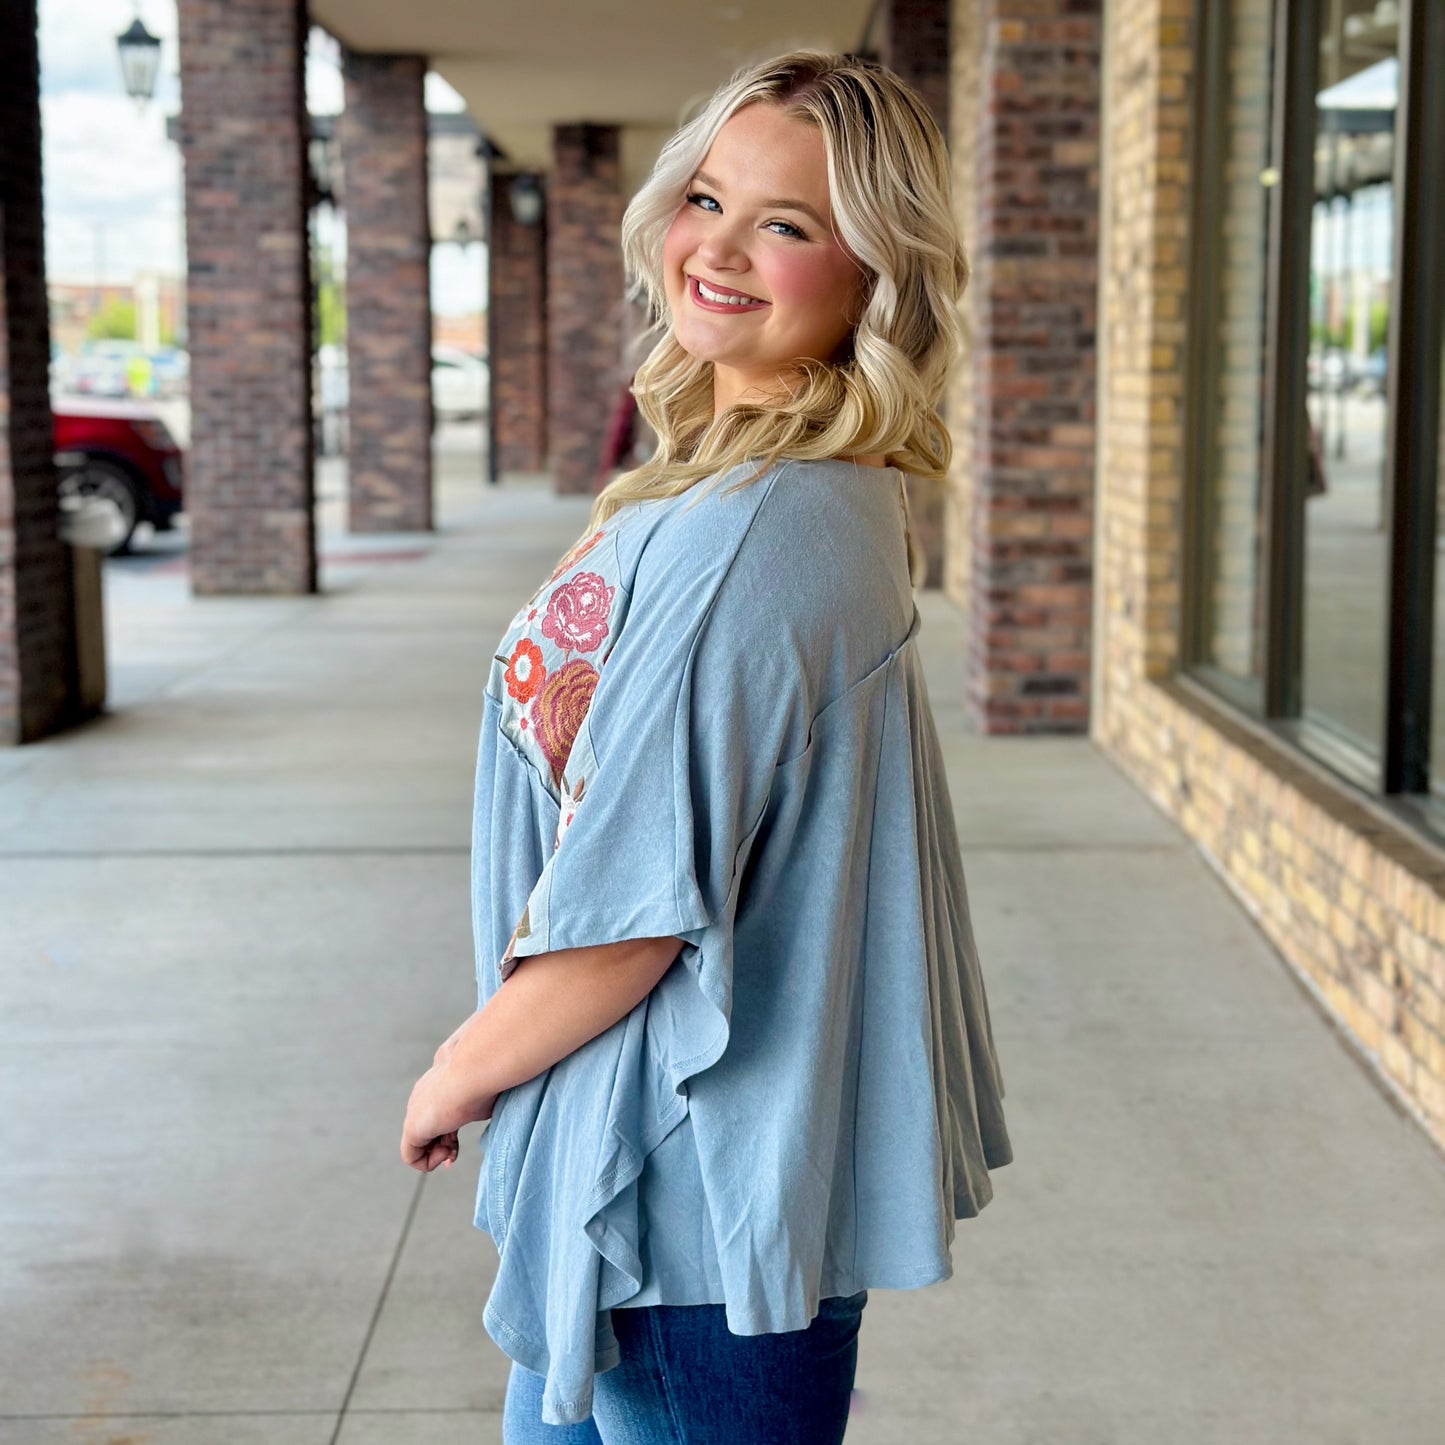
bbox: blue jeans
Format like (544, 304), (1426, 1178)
(502, 1289), (868, 1444)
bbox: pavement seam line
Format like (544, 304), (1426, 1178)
(327, 1169), (429, 1445)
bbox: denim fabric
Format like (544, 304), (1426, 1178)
(471, 457), (1014, 1425)
(501, 1291), (869, 1445)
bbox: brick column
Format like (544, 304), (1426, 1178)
(882, 0), (951, 588)
(547, 124), (624, 495)
(341, 52), (433, 531)
(177, 0), (315, 594)
(882, 0), (950, 130)
(487, 170), (548, 477)
(950, 0), (1101, 733)
(0, 0), (81, 744)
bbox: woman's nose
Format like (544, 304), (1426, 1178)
(695, 222), (752, 272)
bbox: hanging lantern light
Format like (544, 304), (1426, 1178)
(508, 173), (544, 228)
(116, 15), (163, 105)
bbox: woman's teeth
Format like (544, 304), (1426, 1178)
(697, 278), (762, 306)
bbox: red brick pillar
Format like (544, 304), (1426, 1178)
(881, 0), (950, 160)
(0, 0), (81, 744)
(341, 52), (433, 531)
(487, 170), (548, 477)
(177, 0), (316, 594)
(882, 0), (951, 588)
(963, 1), (1101, 733)
(547, 124), (624, 495)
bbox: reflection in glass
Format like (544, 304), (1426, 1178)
(1301, 5), (1398, 764)
(1197, 0), (1274, 690)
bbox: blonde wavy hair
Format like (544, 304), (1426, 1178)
(571, 48), (967, 551)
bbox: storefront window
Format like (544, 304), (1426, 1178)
(1190, 0), (1445, 827)
(1301, 2), (1400, 767)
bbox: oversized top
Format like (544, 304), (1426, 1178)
(468, 456), (1013, 1426)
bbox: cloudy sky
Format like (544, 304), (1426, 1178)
(38, 0), (481, 313)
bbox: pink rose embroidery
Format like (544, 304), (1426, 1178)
(531, 658), (599, 788)
(541, 571), (614, 655)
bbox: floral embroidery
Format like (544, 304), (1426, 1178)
(500, 903), (531, 980)
(542, 571), (614, 655)
(531, 658), (599, 789)
(490, 521), (619, 819)
(501, 637), (546, 703)
(554, 774), (586, 852)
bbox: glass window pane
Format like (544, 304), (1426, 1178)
(1198, 0), (1275, 690)
(1301, 3), (1400, 762)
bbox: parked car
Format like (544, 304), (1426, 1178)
(311, 344), (487, 427)
(431, 345), (487, 422)
(51, 398), (185, 555)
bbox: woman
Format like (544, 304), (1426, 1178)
(400, 49), (1013, 1444)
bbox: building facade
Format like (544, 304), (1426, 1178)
(997, 0), (1445, 1149)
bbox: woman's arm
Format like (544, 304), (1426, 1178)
(400, 934), (684, 1171)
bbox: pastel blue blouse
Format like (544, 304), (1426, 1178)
(468, 456), (1013, 1425)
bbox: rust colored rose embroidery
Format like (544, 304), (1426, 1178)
(502, 637), (546, 703)
(531, 658), (599, 789)
(542, 571), (615, 654)
(546, 529), (606, 584)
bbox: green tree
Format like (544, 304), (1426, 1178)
(317, 276), (346, 347)
(87, 297), (136, 341)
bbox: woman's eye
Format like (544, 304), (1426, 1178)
(686, 192), (721, 213)
(767, 220), (807, 240)
(685, 193), (806, 239)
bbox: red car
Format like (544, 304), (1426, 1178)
(51, 398), (185, 555)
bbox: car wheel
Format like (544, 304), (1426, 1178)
(57, 457), (141, 556)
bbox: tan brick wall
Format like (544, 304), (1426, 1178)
(1092, 0), (1445, 1151)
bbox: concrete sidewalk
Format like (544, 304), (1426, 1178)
(3, 433), (1443, 1444)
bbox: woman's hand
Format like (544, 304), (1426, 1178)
(400, 1061), (497, 1173)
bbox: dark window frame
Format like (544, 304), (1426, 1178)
(1182, 0), (1445, 842)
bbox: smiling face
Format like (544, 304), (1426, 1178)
(661, 102), (870, 416)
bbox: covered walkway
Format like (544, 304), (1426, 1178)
(2, 436), (1444, 1444)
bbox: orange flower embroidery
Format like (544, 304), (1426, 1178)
(503, 637), (546, 703)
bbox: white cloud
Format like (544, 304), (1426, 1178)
(41, 89), (183, 283)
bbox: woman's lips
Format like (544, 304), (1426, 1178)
(688, 274), (770, 313)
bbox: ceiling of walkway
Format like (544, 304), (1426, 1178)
(313, 0), (878, 189)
